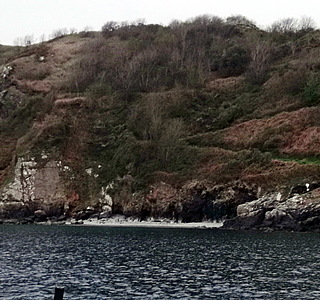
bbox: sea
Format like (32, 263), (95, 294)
(0, 224), (320, 299)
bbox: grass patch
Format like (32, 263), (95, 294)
(274, 155), (320, 165)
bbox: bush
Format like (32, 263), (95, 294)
(216, 44), (250, 77)
(303, 72), (320, 106)
(214, 104), (244, 129)
(85, 82), (113, 100)
(17, 64), (51, 81)
(229, 148), (272, 172)
(265, 69), (308, 96)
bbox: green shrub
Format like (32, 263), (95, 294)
(217, 45), (250, 77)
(303, 72), (320, 106)
(85, 82), (113, 99)
(214, 104), (244, 129)
(225, 148), (272, 174)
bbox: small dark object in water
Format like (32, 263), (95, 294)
(54, 287), (64, 300)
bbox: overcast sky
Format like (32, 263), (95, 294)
(1, 0), (319, 45)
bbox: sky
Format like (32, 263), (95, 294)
(1, 0), (320, 45)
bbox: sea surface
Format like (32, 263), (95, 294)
(0, 225), (320, 299)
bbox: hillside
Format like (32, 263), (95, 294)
(1, 16), (320, 230)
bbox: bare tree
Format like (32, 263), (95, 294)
(299, 16), (317, 32)
(51, 28), (68, 39)
(39, 34), (46, 43)
(189, 14), (222, 27)
(13, 37), (24, 47)
(102, 21), (119, 37)
(23, 34), (35, 46)
(268, 17), (316, 34)
(269, 18), (299, 34)
(83, 26), (92, 32)
(69, 28), (78, 34)
(169, 20), (189, 69)
(247, 41), (273, 84)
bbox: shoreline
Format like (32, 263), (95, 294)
(0, 215), (224, 229)
(75, 218), (224, 229)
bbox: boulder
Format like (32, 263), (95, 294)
(75, 208), (97, 220)
(3, 219), (20, 225)
(99, 211), (112, 219)
(56, 215), (67, 222)
(20, 217), (34, 224)
(34, 210), (47, 221)
(223, 209), (266, 230)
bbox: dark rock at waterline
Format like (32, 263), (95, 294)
(300, 216), (320, 231)
(0, 204), (33, 220)
(34, 210), (47, 222)
(20, 217), (35, 224)
(267, 217), (302, 231)
(98, 211), (112, 219)
(180, 194), (210, 223)
(75, 209), (97, 220)
(3, 219), (20, 225)
(223, 209), (266, 230)
(183, 182), (258, 223)
(46, 215), (67, 222)
(75, 211), (87, 220)
(56, 215), (67, 222)
(138, 181), (259, 223)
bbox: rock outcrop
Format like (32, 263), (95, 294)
(0, 157), (68, 219)
(223, 186), (320, 231)
(1, 153), (320, 231)
(105, 180), (258, 223)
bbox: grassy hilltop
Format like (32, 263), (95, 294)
(1, 15), (320, 219)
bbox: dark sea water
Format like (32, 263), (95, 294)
(0, 225), (320, 299)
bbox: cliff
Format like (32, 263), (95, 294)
(1, 17), (320, 230)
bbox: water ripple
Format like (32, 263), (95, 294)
(0, 225), (320, 299)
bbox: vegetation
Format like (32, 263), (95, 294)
(1, 14), (320, 198)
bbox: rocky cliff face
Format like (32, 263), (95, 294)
(1, 150), (320, 232)
(110, 180), (257, 222)
(0, 154), (116, 221)
(224, 185), (320, 231)
(0, 158), (258, 224)
(1, 157), (68, 219)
